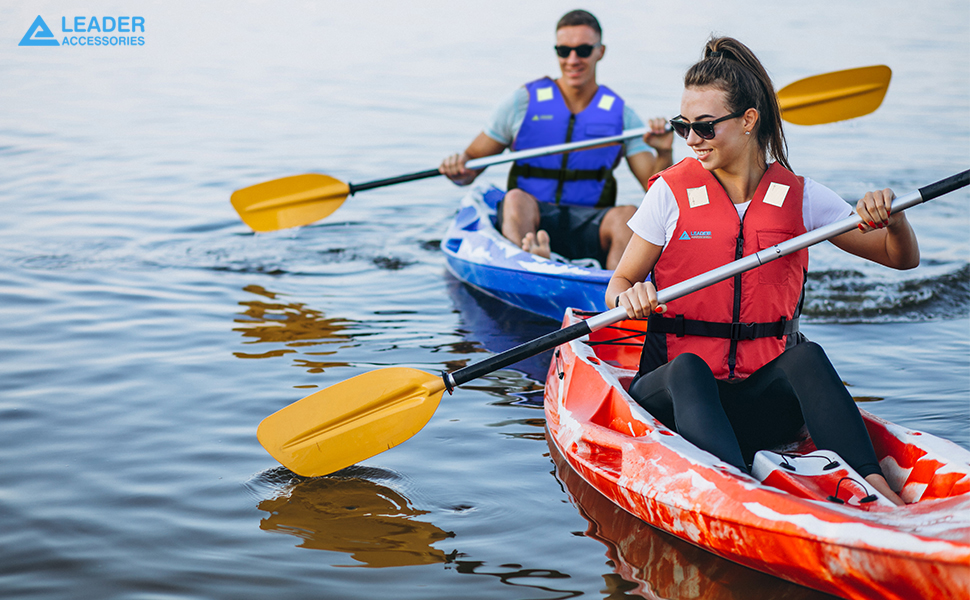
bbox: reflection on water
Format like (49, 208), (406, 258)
(256, 466), (454, 568)
(233, 284), (353, 372)
(253, 466), (587, 598)
(549, 438), (836, 600)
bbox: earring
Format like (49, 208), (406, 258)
(745, 131), (750, 135)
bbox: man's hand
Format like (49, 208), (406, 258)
(643, 116), (673, 153)
(439, 152), (478, 186)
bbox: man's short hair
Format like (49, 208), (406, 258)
(556, 10), (602, 37)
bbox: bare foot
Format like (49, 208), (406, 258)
(521, 230), (551, 259)
(865, 473), (905, 506)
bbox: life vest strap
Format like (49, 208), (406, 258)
(647, 314), (799, 341)
(509, 163), (610, 183)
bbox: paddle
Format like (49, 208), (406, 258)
(257, 170), (968, 477)
(232, 65), (892, 232)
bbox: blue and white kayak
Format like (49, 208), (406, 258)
(442, 186), (611, 322)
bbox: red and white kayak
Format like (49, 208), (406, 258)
(544, 308), (970, 600)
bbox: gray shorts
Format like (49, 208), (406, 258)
(496, 200), (607, 265)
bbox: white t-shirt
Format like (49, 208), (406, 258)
(628, 173), (854, 248)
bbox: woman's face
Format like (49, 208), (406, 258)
(677, 86), (758, 172)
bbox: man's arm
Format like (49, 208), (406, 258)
(626, 117), (673, 191)
(439, 133), (508, 186)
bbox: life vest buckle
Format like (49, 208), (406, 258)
(730, 322), (757, 341)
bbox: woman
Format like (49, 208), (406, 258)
(606, 37), (918, 506)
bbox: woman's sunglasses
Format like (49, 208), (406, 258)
(554, 44), (599, 58)
(669, 109), (747, 140)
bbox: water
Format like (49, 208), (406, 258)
(1, 1), (967, 598)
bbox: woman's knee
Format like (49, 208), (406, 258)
(629, 354), (714, 420)
(666, 353), (713, 380)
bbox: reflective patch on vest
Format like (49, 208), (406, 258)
(763, 182), (790, 207)
(687, 186), (709, 208)
(597, 95), (616, 111)
(536, 87), (554, 102)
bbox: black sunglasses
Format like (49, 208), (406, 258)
(669, 109), (748, 140)
(554, 44), (599, 58)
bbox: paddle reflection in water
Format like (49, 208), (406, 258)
(232, 284), (354, 374)
(256, 466), (453, 568)
(549, 440), (837, 600)
(253, 467), (585, 598)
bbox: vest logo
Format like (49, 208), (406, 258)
(530, 114), (554, 121)
(597, 95), (615, 111)
(679, 230), (711, 241)
(19, 16), (59, 46)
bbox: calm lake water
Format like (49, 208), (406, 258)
(1, 1), (967, 598)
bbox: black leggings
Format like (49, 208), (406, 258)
(628, 342), (883, 478)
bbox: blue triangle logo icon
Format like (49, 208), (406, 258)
(678, 231), (691, 241)
(19, 16), (59, 46)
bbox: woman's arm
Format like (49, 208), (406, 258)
(606, 235), (665, 318)
(829, 189), (920, 269)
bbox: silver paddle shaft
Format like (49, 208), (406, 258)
(585, 181), (953, 334)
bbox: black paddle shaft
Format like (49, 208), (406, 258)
(444, 320), (592, 391)
(920, 170), (969, 201)
(349, 169), (442, 195)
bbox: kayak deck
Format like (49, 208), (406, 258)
(442, 186), (611, 321)
(545, 309), (970, 600)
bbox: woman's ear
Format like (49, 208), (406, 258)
(743, 108), (760, 134)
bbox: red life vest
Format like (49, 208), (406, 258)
(640, 158), (808, 380)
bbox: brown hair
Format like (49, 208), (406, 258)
(685, 36), (790, 171)
(556, 10), (601, 38)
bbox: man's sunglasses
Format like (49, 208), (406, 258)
(554, 44), (600, 58)
(669, 109), (748, 140)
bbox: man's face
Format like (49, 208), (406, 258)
(555, 25), (604, 91)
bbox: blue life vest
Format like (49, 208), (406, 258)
(508, 77), (625, 207)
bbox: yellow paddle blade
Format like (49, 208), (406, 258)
(230, 173), (350, 232)
(778, 65), (891, 126)
(257, 368), (446, 477)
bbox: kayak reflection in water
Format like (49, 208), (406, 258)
(607, 37), (919, 507)
(439, 9), (672, 269)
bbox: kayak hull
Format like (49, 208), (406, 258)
(442, 187), (610, 322)
(544, 309), (970, 600)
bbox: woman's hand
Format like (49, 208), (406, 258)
(855, 188), (894, 233)
(616, 280), (666, 319)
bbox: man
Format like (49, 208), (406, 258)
(439, 9), (672, 269)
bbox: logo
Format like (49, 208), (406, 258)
(19, 16), (59, 46)
(678, 230), (712, 241)
(18, 14), (146, 47)
(530, 114), (554, 121)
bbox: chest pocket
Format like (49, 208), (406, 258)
(584, 124), (616, 137)
(756, 230), (796, 285)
